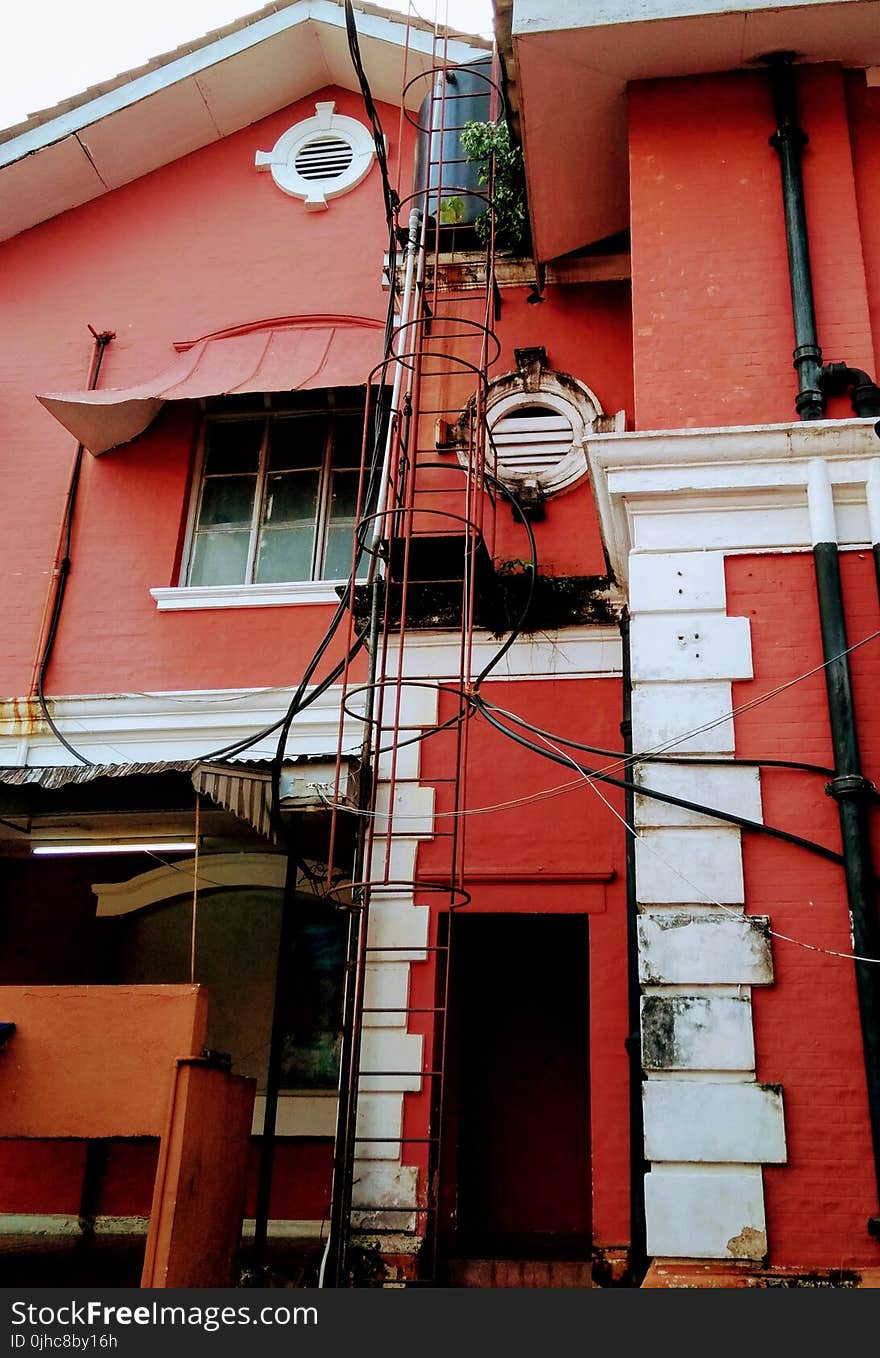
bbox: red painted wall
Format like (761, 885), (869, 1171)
(726, 550), (880, 1269)
(0, 86), (407, 699)
(411, 675), (630, 1250)
(0, 87), (633, 702)
(489, 283), (633, 578)
(629, 65), (874, 431)
(0, 1136), (333, 1222)
(847, 73), (880, 378)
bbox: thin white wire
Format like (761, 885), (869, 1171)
(317, 623), (880, 824)
(524, 716), (880, 967)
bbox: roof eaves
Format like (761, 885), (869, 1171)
(0, 0), (489, 170)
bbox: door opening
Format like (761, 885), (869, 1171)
(440, 912), (591, 1260)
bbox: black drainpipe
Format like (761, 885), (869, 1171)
(620, 612), (648, 1279)
(768, 54), (825, 421)
(768, 53), (880, 1237)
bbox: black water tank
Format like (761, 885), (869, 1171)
(412, 58), (493, 232)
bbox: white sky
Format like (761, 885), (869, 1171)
(0, 0), (494, 132)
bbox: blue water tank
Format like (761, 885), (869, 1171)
(412, 59), (493, 232)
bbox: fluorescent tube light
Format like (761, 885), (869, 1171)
(32, 841), (198, 857)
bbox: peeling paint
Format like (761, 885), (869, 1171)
(726, 1225), (767, 1260)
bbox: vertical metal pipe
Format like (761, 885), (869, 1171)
(767, 54), (825, 422)
(250, 832), (300, 1279)
(807, 462), (880, 1235)
(620, 612), (648, 1276)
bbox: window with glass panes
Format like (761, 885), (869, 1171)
(186, 391), (372, 586)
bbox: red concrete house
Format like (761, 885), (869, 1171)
(0, 0), (878, 1289)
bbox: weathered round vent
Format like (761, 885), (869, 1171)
(491, 403), (575, 478)
(256, 102), (376, 210)
(464, 367), (606, 497)
(293, 135), (355, 181)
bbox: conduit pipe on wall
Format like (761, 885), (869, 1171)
(33, 326), (114, 765)
(807, 462), (880, 1236)
(620, 614), (647, 1279)
(769, 57), (880, 1236)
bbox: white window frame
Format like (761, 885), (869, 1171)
(179, 394), (365, 594)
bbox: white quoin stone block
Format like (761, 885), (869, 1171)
(635, 827), (744, 904)
(630, 615), (753, 683)
(363, 963), (410, 1028)
(641, 994), (755, 1071)
(355, 1092), (404, 1161)
(367, 834), (422, 884)
(358, 1028), (424, 1093)
(632, 682), (734, 754)
(366, 899), (429, 961)
(634, 763), (762, 829)
(351, 1162), (419, 1232)
(645, 1166), (767, 1261)
(643, 1080), (786, 1163)
(629, 551), (727, 614)
(638, 912), (773, 985)
(372, 783), (435, 838)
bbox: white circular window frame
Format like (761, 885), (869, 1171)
(255, 101), (376, 211)
(463, 369), (604, 497)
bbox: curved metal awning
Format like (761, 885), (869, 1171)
(36, 315), (389, 456)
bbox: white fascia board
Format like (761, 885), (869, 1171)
(587, 417), (880, 583)
(513, 0), (863, 37)
(0, 2), (485, 170)
(0, 684), (366, 767)
(588, 417), (880, 474)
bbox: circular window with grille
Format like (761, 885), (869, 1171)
(293, 135), (355, 181)
(465, 368), (604, 496)
(255, 102), (376, 211)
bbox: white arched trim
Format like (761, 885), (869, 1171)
(92, 851), (342, 917)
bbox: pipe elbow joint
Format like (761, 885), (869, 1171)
(820, 363), (880, 419)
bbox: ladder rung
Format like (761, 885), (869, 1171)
(352, 1205), (434, 1214)
(365, 945), (448, 953)
(358, 1070), (443, 1077)
(353, 1135), (439, 1143)
(363, 1007), (445, 1014)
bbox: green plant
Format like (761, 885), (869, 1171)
(439, 194), (466, 225)
(460, 118), (529, 255)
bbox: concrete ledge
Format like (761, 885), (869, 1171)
(642, 1260), (880, 1288)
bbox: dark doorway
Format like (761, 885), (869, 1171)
(441, 913), (591, 1260)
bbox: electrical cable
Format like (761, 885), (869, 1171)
(199, 16), (406, 775)
(531, 712), (880, 967)
(475, 698), (836, 780)
(471, 694), (846, 867)
(35, 327), (114, 766)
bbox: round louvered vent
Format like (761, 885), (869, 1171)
(293, 134), (355, 182)
(491, 403), (575, 479)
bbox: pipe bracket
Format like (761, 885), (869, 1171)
(825, 774), (875, 801)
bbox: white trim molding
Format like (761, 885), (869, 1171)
(0, 629), (621, 769)
(0, 684), (366, 767)
(585, 418), (836, 1263)
(151, 580), (349, 611)
(587, 416), (880, 584)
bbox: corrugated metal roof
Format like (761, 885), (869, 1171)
(0, 756), (347, 841)
(37, 317), (389, 456)
(0, 761), (202, 790)
(193, 761), (275, 842)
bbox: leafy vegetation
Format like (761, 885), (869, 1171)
(459, 119), (530, 255)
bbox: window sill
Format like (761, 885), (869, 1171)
(150, 580), (348, 611)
